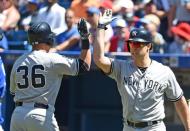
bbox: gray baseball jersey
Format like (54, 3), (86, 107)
(10, 50), (79, 106)
(108, 59), (183, 122)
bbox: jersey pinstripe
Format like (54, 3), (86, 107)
(108, 59), (183, 122)
(10, 50), (78, 106)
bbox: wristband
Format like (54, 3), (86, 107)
(97, 23), (107, 30)
(81, 39), (90, 49)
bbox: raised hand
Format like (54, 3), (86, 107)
(98, 9), (117, 30)
(77, 18), (90, 40)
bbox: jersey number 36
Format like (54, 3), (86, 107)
(16, 65), (45, 89)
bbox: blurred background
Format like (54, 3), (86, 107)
(1, 0), (190, 131)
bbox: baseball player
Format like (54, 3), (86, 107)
(93, 9), (190, 131)
(10, 19), (91, 131)
(0, 55), (6, 131)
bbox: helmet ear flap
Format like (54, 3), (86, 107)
(47, 33), (55, 45)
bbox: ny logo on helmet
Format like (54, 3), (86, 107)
(132, 31), (137, 36)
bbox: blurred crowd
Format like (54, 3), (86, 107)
(1, 0), (190, 54)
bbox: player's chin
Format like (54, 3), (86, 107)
(131, 52), (142, 58)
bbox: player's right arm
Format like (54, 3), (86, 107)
(93, 9), (115, 73)
(94, 28), (112, 73)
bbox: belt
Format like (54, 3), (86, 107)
(15, 102), (49, 109)
(127, 120), (162, 128)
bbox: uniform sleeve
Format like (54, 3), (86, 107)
(165, 67), (183, 102)
(0, 59), (6, 98)
(10, 63), (17, 95)
(108, 59), (122, 81)
(50, 53), (78, 76)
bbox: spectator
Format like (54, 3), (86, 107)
(20, 0), (39, 31)
(0, 0), (20, 31)
(168, 22), (190, 54)
(113, 0), (139, 30)
(133, 0), (149, 17)
(112, 0), (123, 13)
(50, 9), (80, 52)
(71, 0), (99, 23)
(140, 14), (166, 53)
(144, 0), (169, 18)
(0, 32), (8, 52)
(99, 0), (113, 13)
(167, 0), (190, 37)
(144, 0), (171, 43)
(109, 18), (130, 52)
(0, 56), (6, 131)
(115, 0), (135, 21)
(86, 7), (113, 52)
(35, 0), (67, 34)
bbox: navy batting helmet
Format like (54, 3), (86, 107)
(127, 28), (152, 43)
(28, 22), (55, 45)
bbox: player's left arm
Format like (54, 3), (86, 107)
(77, 18), (91, 74)
(50, 19), (91, 76)
(174, 96), (190, 131)
(165, 68), (190, 131)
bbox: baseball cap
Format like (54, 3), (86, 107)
(140, 14), (160, 27)
(99, 0), (113, 9)
(118, 0), (134, 9)
(87, 7), (100, 15)
(171, 22), (190, 41)
(142, 0), (152, 4)
(112, 18), (127, 28)
(139, 18), (151, 24)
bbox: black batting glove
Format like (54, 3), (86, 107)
(77, 18), (90, 40)
(77, 18), (90, 49)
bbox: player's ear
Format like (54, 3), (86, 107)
(146, 43), (152, 53)
(149, 43), (153, 50)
